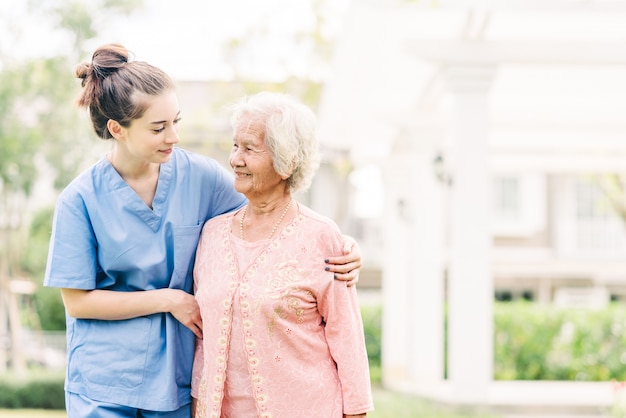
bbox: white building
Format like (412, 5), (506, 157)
(316, 0), (626, 413)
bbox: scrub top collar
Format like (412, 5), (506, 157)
(103, 155), (174, 232)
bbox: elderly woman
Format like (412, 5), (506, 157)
(191, 92), (374, 418)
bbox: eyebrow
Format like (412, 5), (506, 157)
(148, 111), (181, 125)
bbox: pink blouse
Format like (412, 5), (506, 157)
(191, 204), (373, 418)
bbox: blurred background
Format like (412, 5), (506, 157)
(2, 0), (626, 416)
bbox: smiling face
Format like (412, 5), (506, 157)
(229, 115), (286, 200)
(111, 90), (181, 165)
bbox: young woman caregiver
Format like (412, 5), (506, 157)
(44, 43), (362, 417)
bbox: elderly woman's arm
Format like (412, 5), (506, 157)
(325, 234), (362, 286)
(319, 232), (374, 415)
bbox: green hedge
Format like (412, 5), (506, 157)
(494, 301), (626, 381)
(361, 304), (382, 382)
(361, 301), (626, 382)
(0, 373), (65, 409)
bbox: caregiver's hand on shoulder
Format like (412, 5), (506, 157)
(325, 234), (362, 287)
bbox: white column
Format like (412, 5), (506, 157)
(407, 135), (446, 385)
(381, 154), (413, 383)
(381, 129), (446, 387)
(444, 65), (496, 403)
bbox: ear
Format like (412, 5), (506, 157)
(107, 119), (125, 141)
(281, 161), (296, 180)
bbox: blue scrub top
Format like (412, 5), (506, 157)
(44, 147), (246, 411)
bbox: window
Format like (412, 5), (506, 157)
(494, 176), (520, 220)
(574, 177), (626, 252)
(576, 179), (612, 220)
(492, 174), (546, 237)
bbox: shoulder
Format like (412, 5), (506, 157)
(203, 210), (233, 228)
(56, 157), (109, 207)
(170, 148), (235, 184)
(170, 148), (245, 218)
(296, 204), (344, 247)
(199, 211), (235, 240)
(171, 147), (223, 172)
(298, 204), (341, 233)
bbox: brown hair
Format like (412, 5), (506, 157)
(74, 43), (175, 139)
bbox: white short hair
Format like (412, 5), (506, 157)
(229, 92), (320, 193)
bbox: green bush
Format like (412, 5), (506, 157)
(33, 287), (66, 331)
(494, 301), (626, 381)
(21, 207), (54, 279)
(362, 301), (626, 383)
(22, 206), (67, 332)
(0, 373), (64, 409)
(0, 382), (20, 408)
(362, 304), (382, 366)
(361, 304), (382, 382)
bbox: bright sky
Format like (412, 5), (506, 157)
(9, 1), (626, 221)
(0, 0), (348, 81)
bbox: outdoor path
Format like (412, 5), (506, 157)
(502, 415), (608, 418)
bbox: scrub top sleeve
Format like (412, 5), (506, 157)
(44, 195), (98, 290)
(206, 159), (246, 218)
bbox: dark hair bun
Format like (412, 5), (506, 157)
(74, 43), (129, 81)
(90, 43), (129, 79)
(74, 43), (130, 106)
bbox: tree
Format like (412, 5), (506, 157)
(595, 174), (626, 221)
(0, 0), (343, 373)
(221, 0), (339, 84)
(0, 56), (62, 376)
(0, 0), (143, 375)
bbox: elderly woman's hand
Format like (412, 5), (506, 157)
(325, 234), (362, 287)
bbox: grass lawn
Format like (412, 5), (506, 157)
(0, 385), (501, 418)
(369, 384), (500, 418)
(0, 411), (65, 418)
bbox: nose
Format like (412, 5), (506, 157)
(165, 125), (180, 144)
(229, 147), (243, 168)
(229, 151), (238, 168)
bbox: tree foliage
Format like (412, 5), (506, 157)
(595, 173), (626, 222)
(221, 0), (339, 82)
(0, 1), (143, 344)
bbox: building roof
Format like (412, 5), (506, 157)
(317, 0), (626, 170)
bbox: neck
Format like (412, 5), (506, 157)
(108, 148), (158, 181)
(246, 194), (292, 215)
(239, 196), (294, 241)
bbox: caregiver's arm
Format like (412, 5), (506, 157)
(60, 287), (203, 338)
